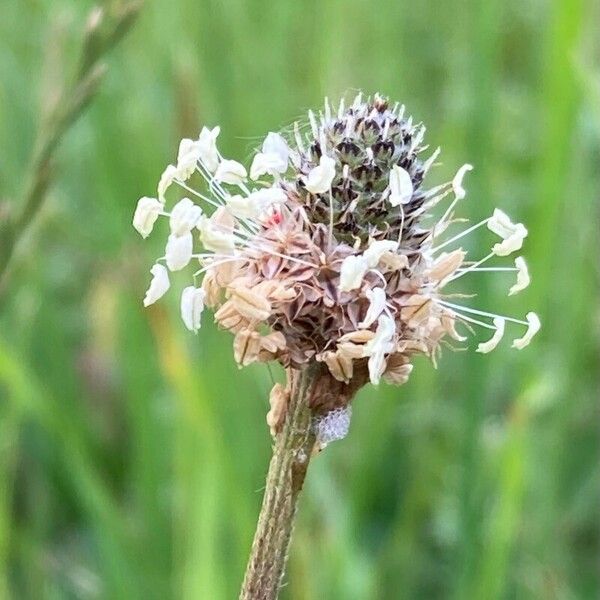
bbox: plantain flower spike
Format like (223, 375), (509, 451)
(134, 93), (540, 429)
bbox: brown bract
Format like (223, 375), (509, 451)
(208, 203), (465, 408)
(266, 383), (289, 436)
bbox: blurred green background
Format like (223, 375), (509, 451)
(1, 0), (599, 598)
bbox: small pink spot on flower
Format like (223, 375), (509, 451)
(266, 210), (282, 227)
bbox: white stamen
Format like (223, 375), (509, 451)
(433, 170), (474, 233)
(488, 208), (528, 256)
(447, 252), (495, 282)
(165, 232), (193, 271)
(339, 255), (369, 292)
(423, 182), (453, 200)
(452, 164), (473, 200)
(196, 126), (221, 173)
(133, 197), (162, 238)
(246, 243), (319, 268)
(176, 138), (202, 181)
(438, 300), (529, 326)
(180, 286), (206, 333)
(396, 203), (406, 245)
(509, 256), (530, 295)
(157, 164), (178, 203)
(169, 197), (203, 236)
(363, 314), (396, 385)
(359, 287), (387, 329)
(197, 215), (236, 255)
(143, 264), (170, 307)
(192, 252), (232, 259)
(388, 165), (413, 206)
(476, 317), (505, 353)
(456, 267), (518, 273)
(450, 311), (496, 331)
(364, 240), (399, 268)
(197, 158), (230, 200)
(250, 132), (289, 180)
(369, 269), (388, 287)
(214, 159), (247, 185)
(431, 218), (490, 253)
(512, 312), (541, 349)
(175, 179), (222, 209)
(305, 155), (336, 194)
(413, 188), (454, 224)
(193, 256), (243, 278)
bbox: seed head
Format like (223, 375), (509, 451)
(134, 92), (540, 409)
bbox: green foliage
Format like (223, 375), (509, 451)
(1, 0), (598, 598)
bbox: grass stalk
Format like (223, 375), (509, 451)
(0, 1), (143, 291)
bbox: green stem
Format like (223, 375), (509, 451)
(239, 367), (318, 600)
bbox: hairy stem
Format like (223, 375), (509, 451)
(239, 366), (318, 600)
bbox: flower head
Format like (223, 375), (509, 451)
(134, 92), (540, 412)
